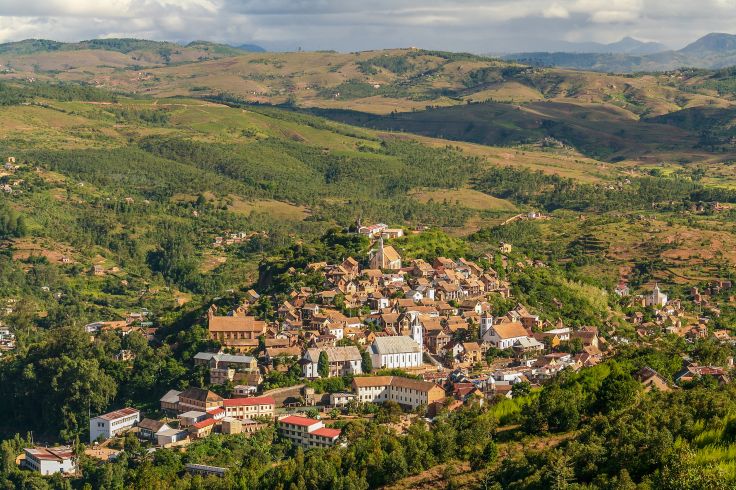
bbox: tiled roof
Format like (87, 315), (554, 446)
(279, 415), (320, 427)
(25, 446), (74, 461)
(492, 322), (529, 339)
(353, 376), (443, 393)
(179, 387), (224, 403)
(311, 427), (341, 438)
(371, 336), (421, 355)
(223, 396), (275, 407)
(304, 346), (361, 363)
(208, 315), (266, 333)
(95, 407), (139, 421)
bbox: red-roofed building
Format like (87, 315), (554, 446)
(277, 415), (341, 449)
(189, 418), (216, 439)
(223, 396), (276, 419)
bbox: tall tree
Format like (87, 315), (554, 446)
(318, 351), (330, 378)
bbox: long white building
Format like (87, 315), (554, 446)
(23, 447), (76, 476)
(89, 407), (140, 442)
(370, 336), (423, 369)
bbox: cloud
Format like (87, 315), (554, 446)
(544, 3), (570, 19)
(0, 0), (733, 52)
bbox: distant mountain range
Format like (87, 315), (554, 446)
(0, 38), (266, 56)
(503, 33), (736, 72)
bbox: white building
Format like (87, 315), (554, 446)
(277, 415), (341, 449)
(223, 396), (276, 419)
(22, 447), (76, 476)
(352, 376), (445, 409)
(370, 336), (423, 369)
(646, 283), (668, 307)
(482, 322), (532, 350)
(89, 407), (140, 442)
(301, 346), (363, 378)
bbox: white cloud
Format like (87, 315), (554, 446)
(544, 3), (570, 19)
(0, 0), (732, 51)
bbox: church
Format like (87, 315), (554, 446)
(369, 238), (402, 271)
(645, 283), (668, 308)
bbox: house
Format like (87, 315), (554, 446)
(156, 428), (189, 447)
(189, 418), (217, 439)
(301, 346), (363, 378)
(207, 306), (267, 351)
(223, 396), (276, 419)
(369, 238), (402, 270)
(137, 419), (172, 441)
(178, 411), (209, 427)
(177, 387), (224, 413)
(330, 392), (358, 407)
(352, 376), (445, 410)
(461, 342), (483, 364)
(635, 367), (671, 392)
(160, 389), (181, 413)
(89, 407), (140, 443)
(674, 364), (731, 385)
(193, 352), (258, 371)
(233, 384), (258, 397)
(482, 322), (532, 350)
(381, 228), (405, 239)
(277, 415), (341, 449)
(370, 336), (423, 369)
(22, 447), (76, 476)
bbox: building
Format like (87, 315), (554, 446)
(177, 387), (224, 413)
(193, 352), (258, 371)
(223, 396), (276, 419)
(646, 283), (668, 307)
(179, 411), (208, 427)
(277, 415), (342, 449)
(189, 418), (217, 439)
(482, 322), (532, 350)
(369, 238), (402, 270)
(160, 389), (181, 413)
(301, 346), (363, 378)
(22, 447), (76, 476)
(207, 306), (267, 351)
(635, 367), (672, 392)
(156, 428), (189, 447)
(352, 376), (445, 409)
(370, 336), (423, 369)
(329, 392), (358, 407)
(185, 463), (228, 478)
(137, 419), (172, 441)
(89, 407), (140, 443)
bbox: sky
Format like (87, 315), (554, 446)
(0, 0), (735, 53)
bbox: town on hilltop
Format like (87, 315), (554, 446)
(12, 220), (734, 482)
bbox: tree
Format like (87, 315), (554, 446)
(318, 351), (330, 378)
(361, 350), (373, 373)
(511, 381), (531, 398)
(596, 364), (640, 413)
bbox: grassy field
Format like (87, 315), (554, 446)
(228, 197), (310, 221)
(411, 188), (518, 211)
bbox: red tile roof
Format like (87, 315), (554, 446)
(311, 427), (341, 438)
(191, 418), (216, 429)
(279, 415), (320, 427)
(223, 396), (275, 407)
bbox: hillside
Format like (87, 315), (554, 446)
(504, 32), (736, 73)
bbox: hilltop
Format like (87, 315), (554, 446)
(504, 32), (736, 72)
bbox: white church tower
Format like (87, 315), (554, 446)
(410, 318), (423, 352)
(480, 311), (494, 340)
